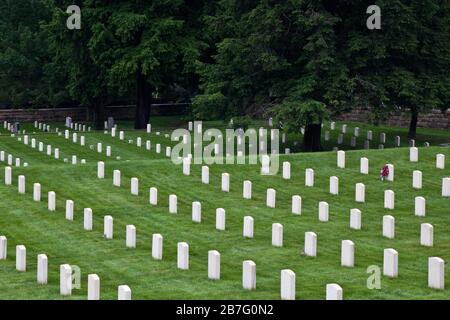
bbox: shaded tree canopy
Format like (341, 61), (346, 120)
(0, 0), (448, 142)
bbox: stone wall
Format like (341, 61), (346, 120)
(0, 107), (87, 122)
(0, 104), (189, 122)
(337, 108), (449, 130)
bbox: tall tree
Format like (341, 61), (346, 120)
(343, 0), (450, 139)
(43, 0), (112, 128)
(0, 0), (51, 108)
(85, 0), (204, 129)
(195, 0), (351, 151)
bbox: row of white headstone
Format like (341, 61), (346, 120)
(0, 241), (129, 299)
(326, 121), (420, 147)
(0, 150), (28, 167)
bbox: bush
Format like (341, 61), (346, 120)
(228, 116), (251, 131)
(191, 92), (227, 120)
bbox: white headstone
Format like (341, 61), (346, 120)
(337, 150), (345, 168)
(360, 157), (369, 174)
(31, 138), (36, 148)
(177, 242), (189, 270)
(367, 130), (373, 140)
(58, 264), (72, 297)
(221, 173), (230, 192)
(199, 166), (209, 184)
(208, 250), (221, 280)
(88, 274), (100, 300)
(271, 223), (283, 247)
(386, 164), (394, 182)
(30, 183), (41, 203)
(261, 155), (270, 174)
(104, 215), (113, 239)
(442, 178), (450, 197)
(325, 131), (330, 141)
(152, 233), (163, 260)
(305, 168), (314, 187)
(355, 183), (365, 202)
(383, 248), (398, 278)
(243, 180), (252, 199)
(428, 257), (445, 290)
(319, 201), (329, 222)
(216, 208), (226, 231)
(4, 166), (11, 185)
(341, 240), (354, 267)
(106, 146), (111, 157)
(243, 216), (254, 238)
(383, 215), (395, 239)
(97, 161), (104, 179)
(304, 232), (317, 257)
(130, 177), (139, 195)
(84, 208), (93, 231)
(156, 144), (161, 153)
(282, 162), (291, 180)
(412, 170), (422, 189)
(0, 236), (6, 260)
(37, 254), (48, 284)
(18, 175), (25, 194)
(122, 224), (136, 250)
(48, 191), (56, 211)
(113, 170), (121, 187)
(65, 200), (74, 220)
(38, 142), (44, 152)
(280, 269), (296, 300)
(192, 201), (201, 223)
(182, 157), (191, 176)
(169, 195), (177, 214)
(149, 187), (157, 205)
(436, 154), (445, 169)
(409, 147), (418, 162)
(54, 148), (59, 160)
(242, 260), (256, 290)
(414, 196), (426, 216)
(326, 284), (343, 300)
(292, 195), (302, 215)
(266, 188), (276, 208)
(119, 131), (124, 140)
(382, 189), (394, 209)
(118, 285), (131, 300)
(329, 176), (339, 195)
(350, 209), (361, 230)
(420, 223), (433, 247)
(71, 155), (77, 165)
(16, 245), (26, 271)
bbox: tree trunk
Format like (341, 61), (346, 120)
(408, 108), (418, 140)
(303, 123), (323, 152)
(94, 103), (105, 130)
(135, 71), (152, 129)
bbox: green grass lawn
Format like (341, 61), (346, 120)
(0, 117), (449, 300)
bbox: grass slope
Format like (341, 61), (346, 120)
(0, 118), (449, 300)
